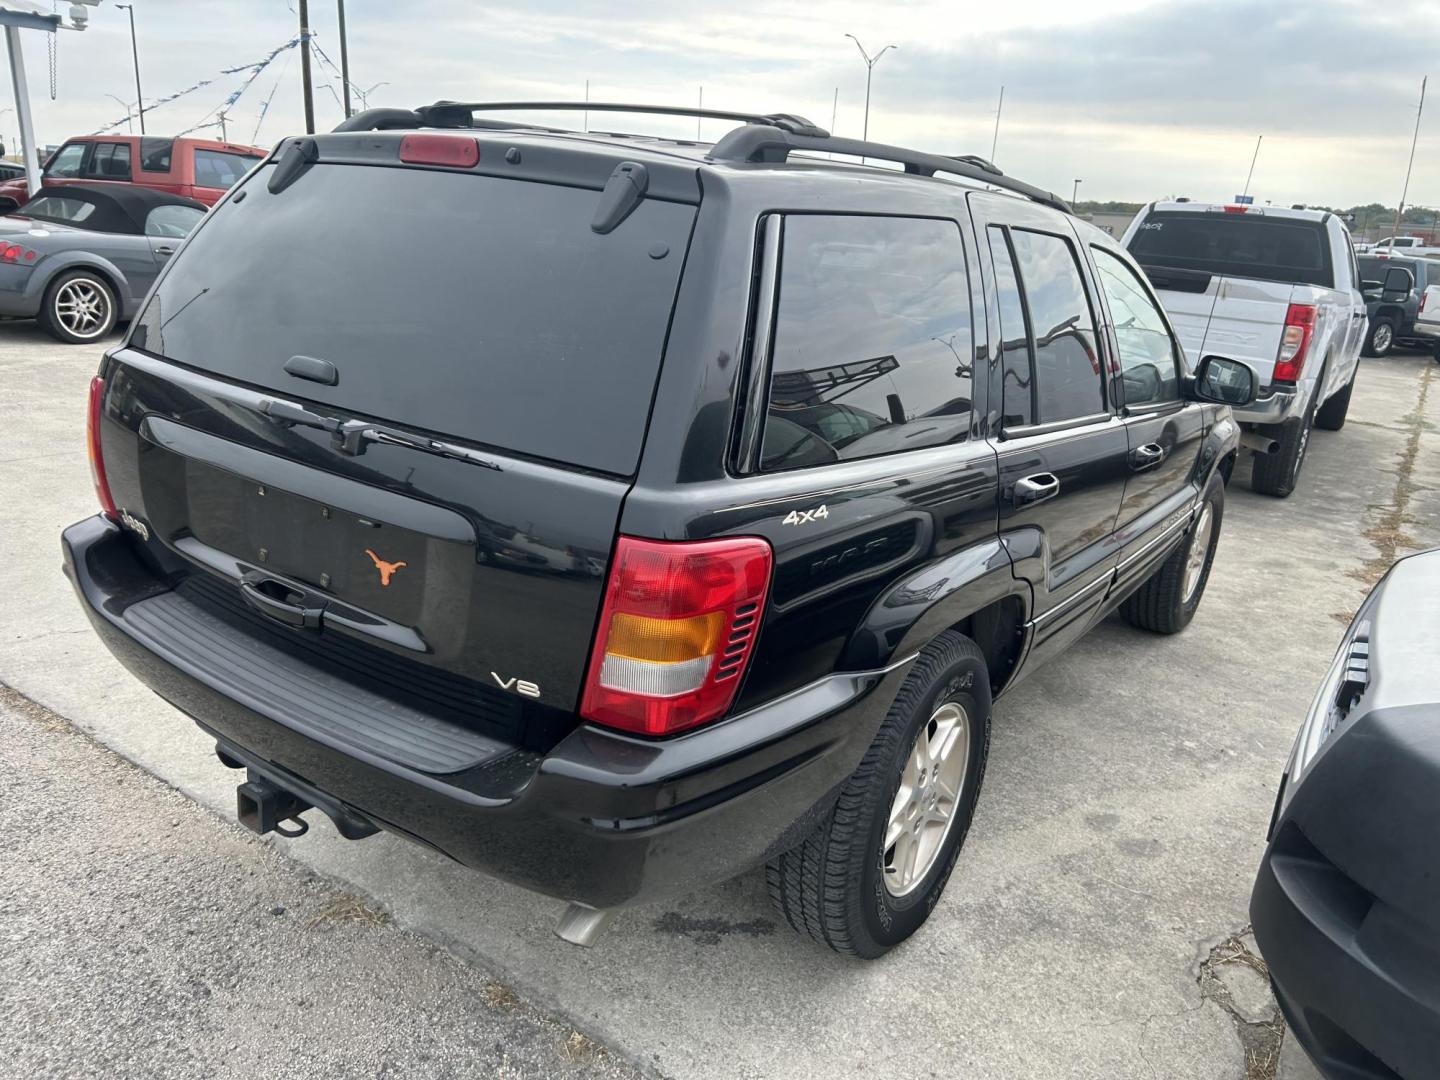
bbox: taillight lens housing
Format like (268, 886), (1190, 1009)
(1274, 303), (1316, 384)
(580, 536), (773, 737)
(398, 134), (480, 168)
(0, 242), (36, 263)
(87, 375), (118, 520)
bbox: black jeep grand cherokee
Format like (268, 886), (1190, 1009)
(64, 101), (1255, 957)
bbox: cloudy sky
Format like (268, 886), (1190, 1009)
(16, 0), (1440, 208)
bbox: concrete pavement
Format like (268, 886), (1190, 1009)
(4, 321), (1435, 1079)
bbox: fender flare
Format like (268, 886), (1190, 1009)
(27, 254), (132, 314)
(839, 536), (1031, 671)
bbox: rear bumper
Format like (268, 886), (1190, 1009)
(1233, 385), (1298, 426)
(63, 514), (907, 908)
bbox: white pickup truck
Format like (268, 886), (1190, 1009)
(1359, 235), (1440, 258)
(1122, 202), (1366, 497)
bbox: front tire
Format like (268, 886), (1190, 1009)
(1121, 475), (1224, 635)
(1363, 317), (1395, 357)
(767, 631), (991, 958)
(38, 270), (118, 344)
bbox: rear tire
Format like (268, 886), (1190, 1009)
(38, 270), (118, 344)
(766, 630), (991, 958)
(1314, 369), (1356, 431)
(1250, 383), (1319, 498)
(1363, 317), (1395, 357)
(1120, 475), (1224, 635)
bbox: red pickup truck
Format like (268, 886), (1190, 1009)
(0, 134), (266, 211)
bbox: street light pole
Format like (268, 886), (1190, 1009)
(336, 0), (352, 118)
(115, 5), (144, 135)
(104, 93), (132, 134)
(1072, 178), (1082, 204)
(843, 34), (897, 145)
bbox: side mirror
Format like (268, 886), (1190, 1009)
(1383, 266), (1415, 298)
(1191, 355), (1258, 407)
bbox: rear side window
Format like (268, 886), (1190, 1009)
(85, 143), (132, 181)
(193, 148), (262, 190)
(1129, 211), (1333, 288)
(987, 227), (1036, 428)
(1008, 229), (1104, 424)
(140, 137), (175, 172)
(131, 163), (694, 476)
(759, 214), (973, 472)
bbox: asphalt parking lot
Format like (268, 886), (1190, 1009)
(4, 323), (1438, 1079)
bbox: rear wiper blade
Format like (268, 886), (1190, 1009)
(259, 397), (501, 471)
(364, 429), (502, 471)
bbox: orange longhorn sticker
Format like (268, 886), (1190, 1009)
(365, 549), (407, 586)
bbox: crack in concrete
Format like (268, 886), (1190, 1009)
(1348, 362), (1434, 593)
(1197, 927), (1284, 1080)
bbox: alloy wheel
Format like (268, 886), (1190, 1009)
(1182, 503), (1215, 603)
(883, 700), (971, 897)
(55, 278), (111, 340)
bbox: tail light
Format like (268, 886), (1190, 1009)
(87, 376), (118, 520)
(1274, 303), (1316, 384)
(0, 242), (36, 263)
(1421, 291), (1429, 314)
(580, 536), (773, 737)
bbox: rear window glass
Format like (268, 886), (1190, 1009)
(1128, 211), (1333, 288)
(759, 214), (974, 472)
(131, 163), (693, 476)
(21, 195), (96, 224)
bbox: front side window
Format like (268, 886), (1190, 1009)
(44, 143), (85, 178)
(1092, 248), (1181, 408)
(193, 149), (263, 190)
(760, 214), (974, 471)
(1008, 229), (1104, 424)
(144, 204), (204, 238)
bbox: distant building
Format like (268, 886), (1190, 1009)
(1081, 211), (1140, 237)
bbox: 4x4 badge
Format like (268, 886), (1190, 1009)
(364, 548), (407, 586)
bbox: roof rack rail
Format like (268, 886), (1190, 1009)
(330, 100), (1064, 213)
(334, 101), (829, 138)
(709, 125), (1069, 213)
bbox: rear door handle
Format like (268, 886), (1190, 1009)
(1129, 442), (1166, 470)
(1012, 472), (1061, 507)
(239, 575), (326, 629)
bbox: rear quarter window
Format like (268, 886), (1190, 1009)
(758, 214), (975, 472)
(1128, 211), (1333, 289)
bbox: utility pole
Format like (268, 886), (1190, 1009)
(336, 0), (352, 118)
(1072, 178), (1082, 205)
(991, 85), (1004, 161)
(298, 0), (315, 134)
(1395, 76), (1427, 242)
(116, 5), (144, 134)
(844, 34), (897, 145)
(1242, 135), (1262, 198)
